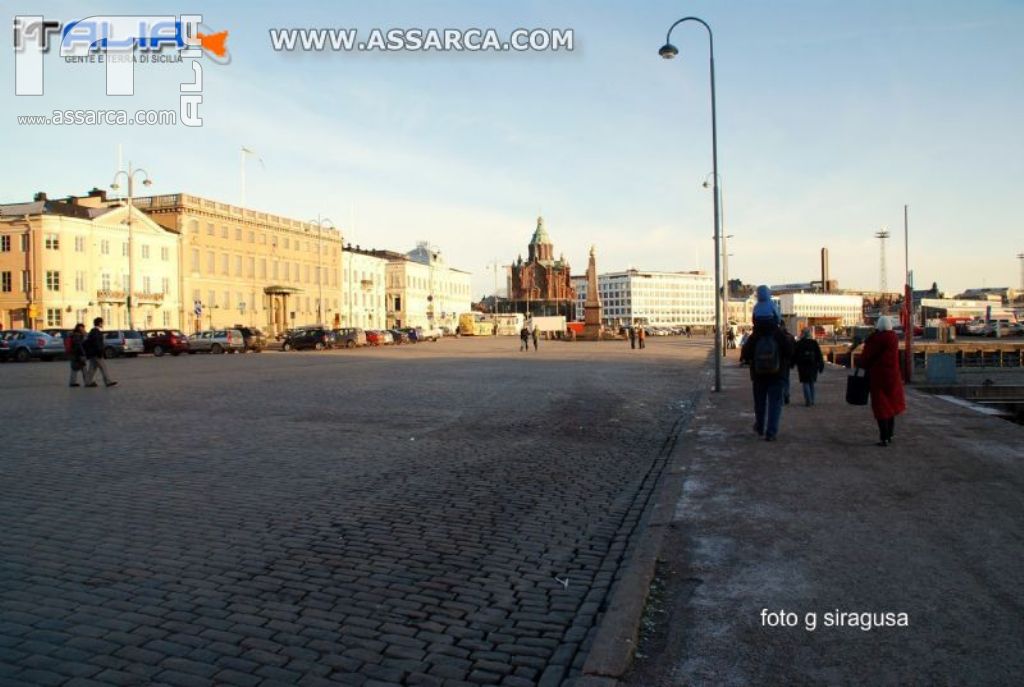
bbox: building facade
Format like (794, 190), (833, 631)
(135, 193), (344, 334)
(378, 243), (472, 329)
(778, 293), (864, 327)
(341, 245), (387, 330)
(508, 217), (575, 317)
(0, 190), (180, 331)
(572, 269), (715, 327)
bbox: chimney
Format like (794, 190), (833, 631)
(88, 187), (107, 201)
(821, 247), (830, 293)
(33, 191), (47, 202)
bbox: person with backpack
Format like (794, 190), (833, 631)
(857, 316), (906, 446)
(740, 312), (795, 441)
(67, 323), (88, 387)
(793, 328), (825, 406)
(519, 325), (530, 352)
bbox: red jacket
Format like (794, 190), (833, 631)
(858, 330), (906, 420)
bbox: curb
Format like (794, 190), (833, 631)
(578, 364), (712, 684)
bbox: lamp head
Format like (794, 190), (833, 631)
(142, 178), (152, 187)
(702, 180), (710, 189)
(659, 43), (679, 59)
(110, 182), (120, 190)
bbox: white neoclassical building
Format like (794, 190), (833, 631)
(572, 269), (716, 327)
(341, 245), (387, 330)
(0, 190), (180, 331)
(377, 243), (472, 329)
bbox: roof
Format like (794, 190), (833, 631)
(0, 199), (120, 220)
(530, 216), (551, 245)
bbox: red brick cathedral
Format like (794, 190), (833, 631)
(509, 217), (576, 317)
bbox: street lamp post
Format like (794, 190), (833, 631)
(309, 215), (334, 326)
(703, 173), (733, 357)
(661, 16), (723, 391)
(111, 162), (152, 331)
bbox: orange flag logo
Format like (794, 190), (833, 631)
(196, 30), (228, 57)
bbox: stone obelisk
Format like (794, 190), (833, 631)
(582, 245), (604, 340)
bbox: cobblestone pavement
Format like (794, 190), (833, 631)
(0, 336), (710, 687)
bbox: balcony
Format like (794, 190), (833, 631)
(96, 290), (127, 303)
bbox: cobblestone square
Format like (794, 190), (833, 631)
(0, 338), (708, 687)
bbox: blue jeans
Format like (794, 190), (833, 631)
(802, 382), (816, 405)
(752, 377), (785, 438)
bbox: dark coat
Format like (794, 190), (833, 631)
(740, 320), (795, 381)
(84, 327), (104, 358)
(858, 330), (906, 420)
(69, 332), (88, 369)
(793, 338), (825, 383)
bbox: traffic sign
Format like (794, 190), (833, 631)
(194, 300), (203, 317)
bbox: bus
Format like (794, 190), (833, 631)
(458, 312), (495, 336)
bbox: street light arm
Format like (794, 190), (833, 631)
(664, 16), (714, 55)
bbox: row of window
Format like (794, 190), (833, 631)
(386, 273), (470, 295)
(190, 220), (340, 259)
(188, 249), (340, 286)
(45, 307), (174, 329)
(0, 233), (170, 260)
(0, 270), (169, 295)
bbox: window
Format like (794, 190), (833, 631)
(142, 276), (152, 293)
(20, 235), (29, 252)
(208, 290), (216, 307)
(234, 255), (242, 276)
(101, 239), (110, 255)
(191, 248), (200, 272)
(206, 251), (215, 273)
(0, 236), (9, 252)
(21, 271), (29, 292)
(221, 253), (229, 275)
(122, 274), (130, 291)
(259, 258), (267, 278)
(141, 244), (150, 259)
(221, 225), (228, 239)
(161, 246), (169, 261)
(1, 271), (10, 292)
(272, 261), (279, 279)
(45, 234), (59, 250)
(161, 278), (169, 294)
(235, 228), (242, 241)
(284, 237), (290, 249)
(46, 308), (62, 327)
(122, 242), (129, 257)
(75, 271), (86, 291)
(45, 270), (60, 291)
(247, 257), (255, 277)
(248, 231), (255, 243)
(223, 291), (231, 308)
(101, 273), (111, 290)
(162, 311), (171, 326)
(206, 222), (214, 236)
(259, 233), (266, 244)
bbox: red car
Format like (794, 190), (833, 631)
(365, 330), (385, 346)
(141, 329), (190, 356)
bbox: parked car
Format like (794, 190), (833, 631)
(0, 329), (64, 362)
(419, 327), (442, 342)
(100, 330), (145, 358)
(389, 328), (410, 344)
(281, 327), (333, 351)
(233, 326), (268, 352)
(332, 327), (366, 348)
(141, 329), (190, 356)
(188, 329), (246, 354)
(365, 330), (386, 346)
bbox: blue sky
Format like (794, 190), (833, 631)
(3, 0), (1022, 298)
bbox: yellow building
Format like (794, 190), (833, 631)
(134, 193), (344, 335)
(0, 190), (180, 331)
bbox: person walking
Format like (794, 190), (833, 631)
(740, 314), (794, 441)
(84, 317), (117, 387)
(793, 328), (825, 406)
(531, 326), (539, 352)
(726, 327), (737, 350)
(67, 323), (88, 387)
(629, 326), (636, 350)
(637, 325), (646, 350)
(519, 325), (530, 352)
(857, 316), (906, 446)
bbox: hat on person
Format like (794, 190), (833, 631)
(876, 316), (893, 331)
(802, 327), (814, 339)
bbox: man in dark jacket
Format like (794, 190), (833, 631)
(740, 317), (794, 441)
(68, 323), (88, 387)
(793, 328), (825, 406)
(84, 317), (117, 387)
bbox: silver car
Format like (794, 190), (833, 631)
(188, 329), (246, 354)
(101, 330), (145, 358)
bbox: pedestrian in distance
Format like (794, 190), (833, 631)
(83, 317), (117, 387)
(637, 326), (646, 350)
(67, 323), (88, 387)
(532, 326), (539, 351)
(740, 309), (795, 441)
(726, 326), (737, 350)
(793, 327), (825, 406)
(857, 316), (906, 446)
(629, 326), (636, 350)
(519, 326), (530, 352)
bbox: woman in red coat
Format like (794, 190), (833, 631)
(857, 316), (906, 446)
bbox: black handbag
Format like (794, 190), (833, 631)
(846, 368), (869, 406)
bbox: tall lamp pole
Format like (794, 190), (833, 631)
(704, 173), (732, 356)
(903, 205), (912, 383)
(661, 16), (723, 391)
(309, 215), (334, 326)
(111, 162), (152, 331)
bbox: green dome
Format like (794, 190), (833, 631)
(530, 216), (551, 245)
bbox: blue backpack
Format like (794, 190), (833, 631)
(753, 334), (781, 375)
